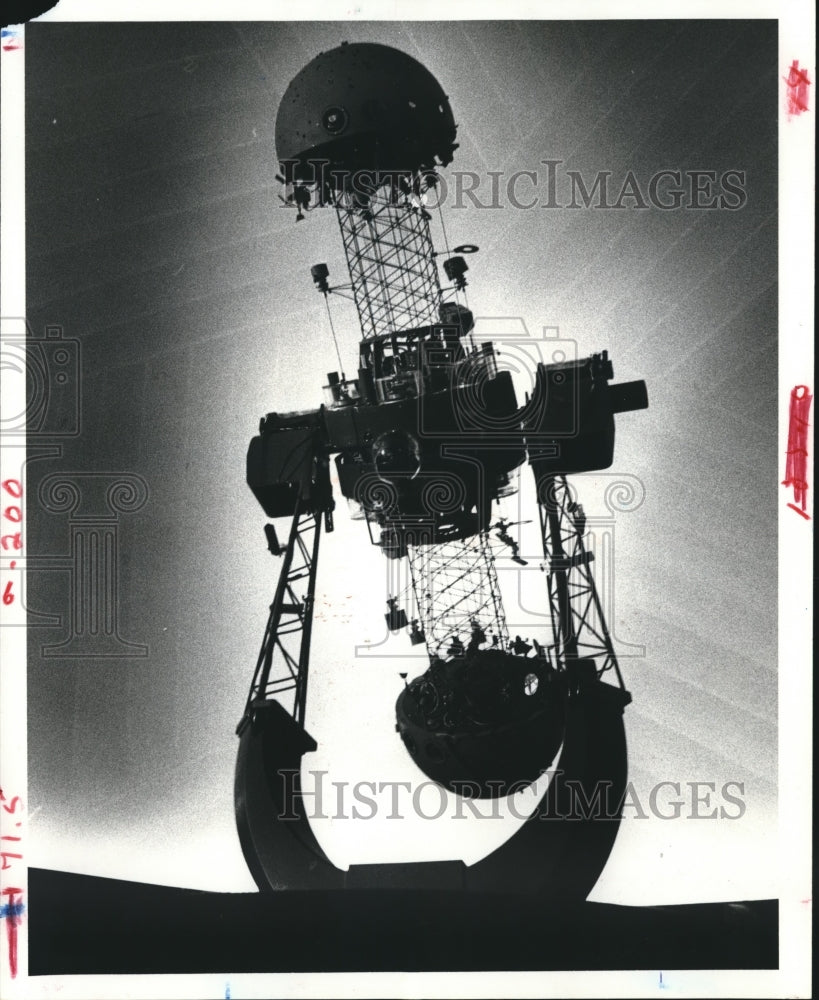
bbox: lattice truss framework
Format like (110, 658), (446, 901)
(401, 532), (510, 658)
(539, 475), (625, 687)
(241, 503), (321, 728)
(336, 185), (443, 340)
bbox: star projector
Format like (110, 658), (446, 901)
(236, 41), (648, 896)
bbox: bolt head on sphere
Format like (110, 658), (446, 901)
(275, 42), (458, 189)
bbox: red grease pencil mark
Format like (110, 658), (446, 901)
(0, 29), (23, 53)
(1, 479), (22, 606)
(782, 385), (812, 518)
(784, 60), (811, 116)
(0, 790), (24, 977)
(0, 888), (24, 979)
(787, 503), (811, 521)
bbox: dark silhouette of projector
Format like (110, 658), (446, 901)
(236, 39), (648, 899)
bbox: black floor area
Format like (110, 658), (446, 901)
(29, 867), (777, 974)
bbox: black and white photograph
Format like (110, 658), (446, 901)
(0, 3), (813, 997)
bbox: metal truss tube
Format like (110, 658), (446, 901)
(406, 531), (509, 658)
(335, 182), (443, 341)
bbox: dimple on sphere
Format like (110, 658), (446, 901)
(275, 42), (458, 186)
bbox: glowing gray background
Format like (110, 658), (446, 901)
(25, 20), (777, 900)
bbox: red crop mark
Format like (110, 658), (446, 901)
(782, 385), (812, 517)
(784, 60), (811, 116)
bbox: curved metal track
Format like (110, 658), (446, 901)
(235, 669), (629, 899)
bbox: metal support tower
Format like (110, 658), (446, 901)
(537, 474), (626, 690)
(237, 499), (322, 732)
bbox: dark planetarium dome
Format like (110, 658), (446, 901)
(275, 41), (458, 185)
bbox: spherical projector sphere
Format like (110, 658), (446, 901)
(395, 649), (566, 799)
(275, 42), (458, 186)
